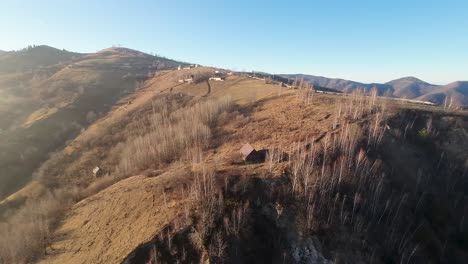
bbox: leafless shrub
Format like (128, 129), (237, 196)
(284, 96), (420, 260)
(266, 147), (283, 174)
(208, 231), (227, 261)
(0, 190), (71, 264)
(297, 86), (314, 105)
(443, 95), (455, 112)
(21, 94), (233, 264)
(189, 167), (224, 253)
(116, 96), (233, 177)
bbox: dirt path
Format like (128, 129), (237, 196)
(203, 80), (212, 97)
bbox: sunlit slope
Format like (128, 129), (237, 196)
(0, 47), (180, 199)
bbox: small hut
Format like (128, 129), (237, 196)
(92, 166), (104, 178)
(240, 143), (266, 163)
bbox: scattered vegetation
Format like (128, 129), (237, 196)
(2, 73), (467, 263)
(283, 92), (468, 262)
(0, 93), (234, 264)
(122, 89), (468, 264)
(116, 95), (233, 177)
(0, 189), (77, 263)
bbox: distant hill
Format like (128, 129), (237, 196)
(281, 74), (467, 106)
(0, 46), (182, 199)
(282, 74), (394, 95)
(385, 76), (438, 98)
(0, 45), (83, 73)
(418, 81), (468, 106)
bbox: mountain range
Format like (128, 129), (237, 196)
(281, 74), (468, 106)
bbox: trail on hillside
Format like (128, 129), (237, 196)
(203, 80), (211, 97)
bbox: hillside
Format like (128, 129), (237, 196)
(0, 48), (467, 264)
(0, 63), (467, 263)
(33, 71), (336, 263)
(418, 81), (468, 106)
(385, 76), (437, 98)
(32, 73), (468, 264)
(0, 45), (82, 73)
(0, 46), (182, 200)
(282, 73), (394, 94)
(281, 74), (467, 106)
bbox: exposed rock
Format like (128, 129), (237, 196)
(291, 237), (332, 264)
(261, 203), (333, 263)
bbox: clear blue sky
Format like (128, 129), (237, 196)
(1, 0), (467, 84)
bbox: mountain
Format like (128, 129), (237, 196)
(0, 46), (182, 199)
(281, 74), (467, 106)
(418, 81), (468, 106)
(0, 50), (5, 54)
(282, 73), (394, 95)
(0, 45), (83, 73)
(385, 76), (438, 98)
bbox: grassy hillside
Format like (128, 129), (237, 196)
(28, 78), (467, 264)
(0, 46), (181, 200)
(1, 58), (467, 263)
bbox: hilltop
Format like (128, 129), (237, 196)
(385, 76), (437, 98)
(0, 45), (83, 73)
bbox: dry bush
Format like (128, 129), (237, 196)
(34, 93), (233, 188)
(116, 96), (233, 177)
(188, 168), (224, 258)
(18, 94), (232, 264)
(34, 93), (193, 188)
(0, 190), (72, 264)
(282, 96), (415, 261)
(282, 95), (467, 262)
(297, 86), (314, 105)
(333, 88), (386, 122)
(266, 147), (283, 174)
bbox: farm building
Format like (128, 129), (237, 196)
(240, 143), (266, 163)
(92, 166), (105, 178)
(209, 77), (225, 81)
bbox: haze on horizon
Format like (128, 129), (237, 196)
(1, 0), (467, 85)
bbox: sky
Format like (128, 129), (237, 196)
(0, 0), (467, 84)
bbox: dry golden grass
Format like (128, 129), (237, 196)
(27, 75), (308, 264)
(39, 168), (192, 264)
(8, 66), (463, 264)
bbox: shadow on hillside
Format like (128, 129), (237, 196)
(121, 174), (306, 264)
